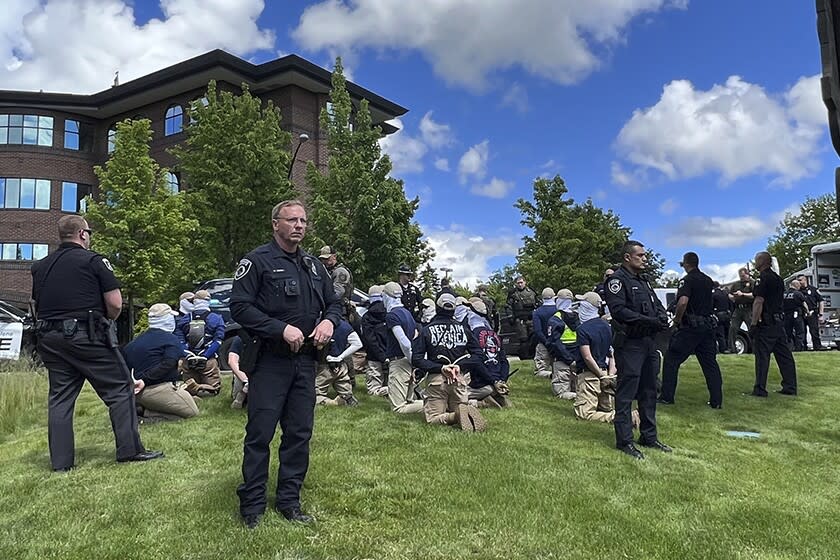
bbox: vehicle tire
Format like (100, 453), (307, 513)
(734, 332), (749, 355)
(218, 336), (235, 371)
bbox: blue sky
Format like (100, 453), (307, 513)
(1, 1), (833, 286)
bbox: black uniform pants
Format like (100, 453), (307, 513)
(784, 314), (806, 351)
(37, 329), (144, 470)
(753, 323), (797, 396)
(805, 313), (822, 350)
(715, 313), (730, 352)
(614, 336), (659, 447)
(238, 352), (316, 516)
(660, 326), (723, 406)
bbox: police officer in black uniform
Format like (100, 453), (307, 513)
(711, 281), (732, 353)
(748, 252), (797, 397)
(31, 215), (163, 471)
(398, 263), (423, 321)
(658, 252), (723, 408)
(231, 200), (343, 529)
(603, 240), (672, 460)
(783, 280), (808, 351)
(797, 274), (824, 350)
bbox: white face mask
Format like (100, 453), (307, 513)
(577, 301), (599, 323)
(149, 314), (176, 333)
(383, 293), (403, 312)
(454, 305), (467, 322)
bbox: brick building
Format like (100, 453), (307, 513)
(0, 50), (406, 307)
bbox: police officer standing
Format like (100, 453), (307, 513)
(603, 241), (672, 460)
(31, 215), (163, 471)
(507, 275), (538, 357)
(231, 200), (343, 528)
(711, 281), (732, 353)
(658, 252), (723, 408)
(728, 268), (754, 351)
(797, 275), (824, 350)
(748, 252), (797, 397)
(397, 263), (423, 321)
(783, 280), (809, 351)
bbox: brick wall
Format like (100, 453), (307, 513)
(1, 82), (350, 303)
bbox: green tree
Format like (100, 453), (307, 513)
(767, 193), (840, 277)
(306, 58), (432, 288)
(486, 264), (519, 307)
(87, 118), (198, 331)
(515, 176), (631, 294)
(171, 81), (295, 276)
(418, 264), (441, 298)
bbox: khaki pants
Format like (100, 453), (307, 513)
(573, 370), (615, 423)
(551, 360), (576, 397)
(468, 384), (494, 401)
(534, 343), (552, 378)
(424, 374), (468, 424)
(351, 351), (368, 376)
(315, 361), (354, 404)
(388, 357), (423, 414)
(137, 382), (199, 420)
(365, 360), (387, 394)
(179, 357), (221, 396)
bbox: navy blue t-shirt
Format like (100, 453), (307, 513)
(228, 335), (242, 356)
(122, 328), (184, 385)
(385, 306), (416, 359)
(575, 318), (612, 370)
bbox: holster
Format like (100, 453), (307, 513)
(239, 331), (263, 375)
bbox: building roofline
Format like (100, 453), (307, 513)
(0, 50), (407, 119)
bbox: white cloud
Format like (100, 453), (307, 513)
(659, 198), (678, 215)
(613, 75), (825, 186)
(434, 158), (450, 172)
(471, 177), (515, 199)
(292, 0), (687, 91)
(501, 82), (529, 114)
(664, 215), (776, 249)
(703, 263), (747, 284)
(419, 111), (454, 149)
(1, 0), (274, 93)
(458, 140), (490, 183)
(379, 118), (428, 175)
(424, 225), (520, 287)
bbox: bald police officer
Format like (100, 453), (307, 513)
(603, 240), (672, 460)
(748, 252), (797, 397)
(31, 215), (162, 471)
(231, 200), (343, 528)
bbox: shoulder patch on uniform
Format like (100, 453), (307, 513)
(608, 278), (622, 294)
(234, 259), (252, 281)
(101, 258), (114, 272)
(678, 279), (685, 288)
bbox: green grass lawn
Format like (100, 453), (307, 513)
(1, 352), (840, 560)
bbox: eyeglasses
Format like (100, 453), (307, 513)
(82, 228), (93, 236)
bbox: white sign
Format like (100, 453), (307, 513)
(0, 322), (23, 360)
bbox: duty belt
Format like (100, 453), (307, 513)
(36, 319), (89, 332)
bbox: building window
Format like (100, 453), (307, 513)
(107, 125), (116, 153)
(65, 119), (79, 150)
(0, 242), (49, 261)
(164, 105), (183, 136)
(0, 114), (53, 146)
(189, 96), (208, 124)
(61, 182), (91, 212)
(165, 172), (180, 194)
(0, 178), (51, 209)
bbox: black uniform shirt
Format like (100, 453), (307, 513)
(400, 282), (423, 320)
(800, 285), (822, 312)
(754, 269), (784, 317)
(712, 288), (732, 314)
(603, 266), (666, 333)
(31, 242), (120, 320)
(230, 239), (343, 346)
(783, 289), (807, 313)
(677, 268), (714, 318)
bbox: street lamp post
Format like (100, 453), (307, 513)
(287, 132), (310, 181)
(439, 267), (453, 279)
